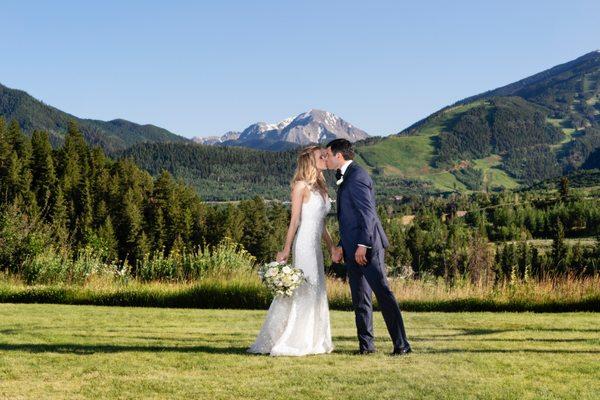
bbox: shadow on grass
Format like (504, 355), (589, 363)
(419, 348), (600, 354)
(1, 343), (599, 355)
(413, 337), (595, 343)
(0, 343), (250, 355)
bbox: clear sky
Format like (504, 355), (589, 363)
(1, 0), (599, 138)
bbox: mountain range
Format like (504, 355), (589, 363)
(0, 83), (189, 152)
(0, 83), (369, 153)
(350, 50), (600, 192)
(3, 50), (600, 200)
(192, 109), (369, 150)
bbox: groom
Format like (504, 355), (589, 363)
(325, 139), (411, 356)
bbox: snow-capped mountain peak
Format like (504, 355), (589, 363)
(192, 109), (368, 150)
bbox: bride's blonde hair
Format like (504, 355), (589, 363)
(291, 145), (328, 194)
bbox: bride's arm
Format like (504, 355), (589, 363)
(276, 181), (306, 263)
(322, 226), (335, 255)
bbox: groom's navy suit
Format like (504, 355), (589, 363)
(336, 161), (410, 352)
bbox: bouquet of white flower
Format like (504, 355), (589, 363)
(258, 261), (305, 297)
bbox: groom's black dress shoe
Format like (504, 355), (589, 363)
(390, 346), (412, 356)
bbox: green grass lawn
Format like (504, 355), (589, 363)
(1, 304), (598, 399)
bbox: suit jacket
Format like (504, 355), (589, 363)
(336, 162), (389, 253)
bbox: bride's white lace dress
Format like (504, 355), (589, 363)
(248, 187), (334, 356)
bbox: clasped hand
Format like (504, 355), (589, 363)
(330, 246), (368, 266)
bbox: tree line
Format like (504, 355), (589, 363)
(1, 117), (598, 285)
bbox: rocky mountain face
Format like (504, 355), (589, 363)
(193, 109), (369, 150)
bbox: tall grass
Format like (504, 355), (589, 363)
(1, 271), (598, 312)
(327, 274), (600, 311)
(137, 237), (256, 282)
(1, 232), (598, 312)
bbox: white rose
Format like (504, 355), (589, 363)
(282, 266), (292, 274)
(267, 268), (278, 277)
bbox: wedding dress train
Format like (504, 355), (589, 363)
(248, 188), (334, 356)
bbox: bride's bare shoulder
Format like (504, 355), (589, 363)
(291, 180), (311, 202)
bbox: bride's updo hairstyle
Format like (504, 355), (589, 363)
(291, 145), (328, 194)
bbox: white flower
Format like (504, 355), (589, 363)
(267, 267), (278, 277)
(282, 266), (292, 274)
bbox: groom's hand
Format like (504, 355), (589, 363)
(355, 246), (368, 266)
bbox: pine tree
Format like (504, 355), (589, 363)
(152, 171), (177, 249)
(223, 204), (245, 244)
(238, 196), (273, 263)
(4, 152), (22, 203)
(120, 188), (144, 266)
(152, 207), (167, 252)
(30, 131), (57, 213)
(134, 232), (151, 270)
(51, 186), (69, 244)
(7, 120), (27, 159)
(58, 121), (88, 202)
(407, 224), (426, 277)
(94, 200), (109, 228)
(268, 201), (290, 256)
(0, 118), (11, 200)
(74, 177), (94, 245)
(385, 218), (412, 277)
(96, 216), (118, 261)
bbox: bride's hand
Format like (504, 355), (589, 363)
(329, 245), (337, 257)
(331, 246), (343, 263)
(276, 249), (290, 263)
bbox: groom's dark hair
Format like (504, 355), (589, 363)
(327, 138), (354, 160)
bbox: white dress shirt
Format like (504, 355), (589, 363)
(340, 160), (353, 176)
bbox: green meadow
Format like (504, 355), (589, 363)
(1, 304), (598, 399)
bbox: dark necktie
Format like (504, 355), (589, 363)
(335, 169), (342, 181)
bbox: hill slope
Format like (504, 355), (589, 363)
(117, 142), (301, 200)
(355, 51), (600, 191)
(0, 83), (188, 152)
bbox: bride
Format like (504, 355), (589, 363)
(248, 145), (336, 356)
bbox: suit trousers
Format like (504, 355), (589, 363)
(346, 246), (410, 351)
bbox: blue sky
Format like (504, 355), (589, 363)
(1, 0), (599, 138)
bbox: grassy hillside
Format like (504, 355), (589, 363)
(355, 101), (523, 193)
(0, 83), (188, 152)
(354, 51), (600, 194)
